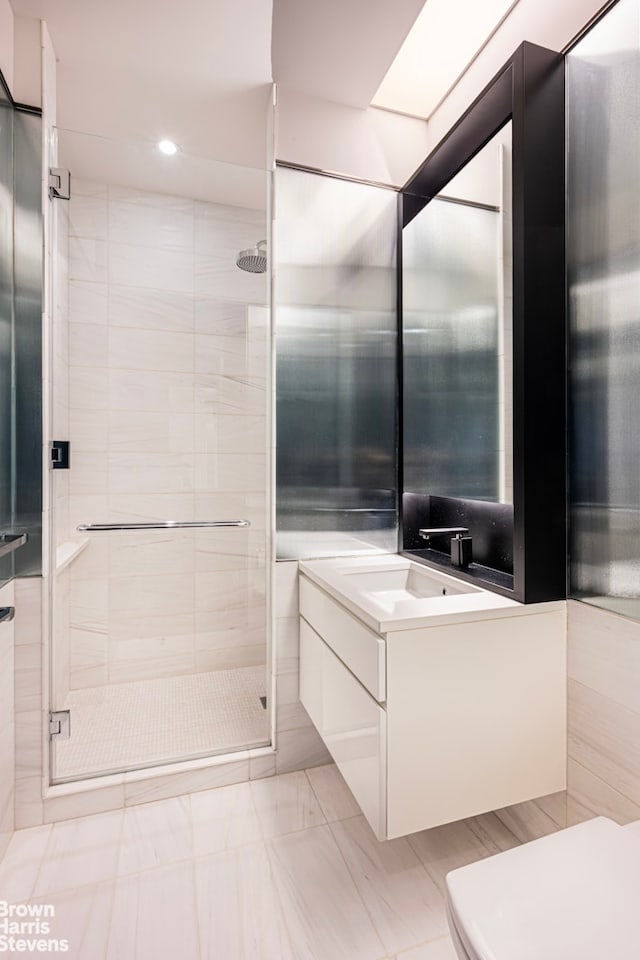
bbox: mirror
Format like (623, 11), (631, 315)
(399, 42), (566, 603)
(402, 123), (512, 504)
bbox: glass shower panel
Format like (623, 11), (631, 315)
(275, 166), (398, 559)
(568, 0), (640, 619)
(49, 129), (271, 781)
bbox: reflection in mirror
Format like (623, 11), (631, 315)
(402, 122), (512, 505)
(275, 166), (398, 561)
(568, 0), (640, 621)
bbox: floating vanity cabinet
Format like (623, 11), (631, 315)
(298, 556), (566, 841)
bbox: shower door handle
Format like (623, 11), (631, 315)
(76, 520), (251, 532)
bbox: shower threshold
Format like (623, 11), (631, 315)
(52, 664), (270, 782)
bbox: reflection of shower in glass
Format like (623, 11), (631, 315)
(236, 240), (267, 273)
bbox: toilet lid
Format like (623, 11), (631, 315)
(446, 817), (640, 960)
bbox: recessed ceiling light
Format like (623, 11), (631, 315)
(158, 139), (178, 156)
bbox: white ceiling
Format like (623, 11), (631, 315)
(8, 0), (436, 202)
(10, 0), (273, 172)
(8, 0), (526, 187)
(271, 0), (427, 109)
(11, 0), (513, 204)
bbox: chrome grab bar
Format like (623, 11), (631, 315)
(77, 520), (251, 532)
(0, 533), (28, 560)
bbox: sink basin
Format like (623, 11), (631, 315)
(298, 555), (519, 632)
(342, 565), (475, 601)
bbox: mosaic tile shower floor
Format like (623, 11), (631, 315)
(54, 664), (269, 779)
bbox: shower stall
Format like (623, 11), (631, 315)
(47, 128), (272, 782)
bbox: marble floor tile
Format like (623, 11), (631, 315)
(394, 935), (459, 960)
(107, 861), (199, 960)
(190, 780), (262, 857)
(407, 814), (518, 895)
(267, 824), (385, 960)
(251, 769), (326, 839)
(0, 767), (526, 959)
(34, 810), (123, 896)
(464, 811), (523, 853)
(306, 763), (361, 822)
(0, 823), (52, 901)
(330, 815), (448, 955)
(118, 795), (192, 875)
(493, 793), (565, 843)
(195, 841), (294, 959)
(29, 880), (114, 960)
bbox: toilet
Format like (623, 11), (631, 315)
(445, 817), (640, 959)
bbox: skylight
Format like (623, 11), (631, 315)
(371, 0), (519, 118)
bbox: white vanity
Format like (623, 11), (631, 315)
(298, 555), (566, 840)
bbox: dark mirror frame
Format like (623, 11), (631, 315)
(399, 41), (566, 604)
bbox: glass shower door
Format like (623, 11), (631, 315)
(48, 129), (271, 782)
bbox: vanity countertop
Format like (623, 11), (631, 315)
(298, 554), (565, 634)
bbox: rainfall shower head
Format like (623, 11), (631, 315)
(236, 240), (267, 274)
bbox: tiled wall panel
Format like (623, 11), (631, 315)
(273, 561), (331, 775)
(13, 577), (44, 830)
(0, 580), (15, 857)
(64, 180), (269, 690)
(567, 599), (640, 825)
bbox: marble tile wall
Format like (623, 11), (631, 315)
(0, 580), (15, 859)
(566, 599), (640, 825)
(273, 561), (331, 775)
(14, 578), (45, 830)
(64, 179), (269, 690)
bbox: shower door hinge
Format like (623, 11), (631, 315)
(50, 440), (70, 470)
(48, 168), (71, 200)
(49, 710), (71, 741)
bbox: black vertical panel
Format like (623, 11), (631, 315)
(511, 45), (566, 602)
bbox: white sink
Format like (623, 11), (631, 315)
(342, 565), (475, 601)
(298, 555), (520, 632)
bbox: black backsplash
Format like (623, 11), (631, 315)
(402, 492), (514, 574)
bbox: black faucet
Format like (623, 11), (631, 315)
(418, 526), (473, 568)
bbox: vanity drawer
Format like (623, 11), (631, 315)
(300, 618), (387, 840)
(299, 576), (386, 701)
